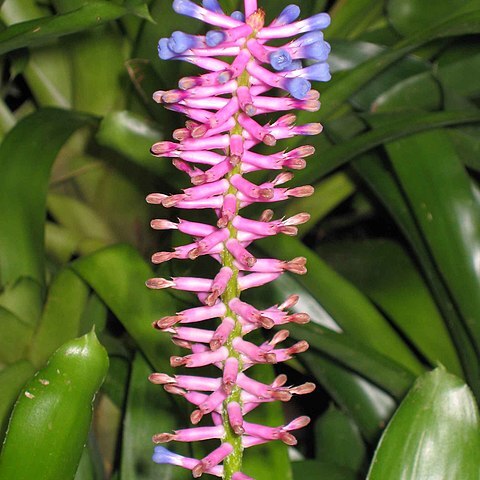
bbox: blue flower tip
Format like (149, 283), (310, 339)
(269, 49), (293, 71)
(168, 31), (193, 54)
(287, 77), (311, 100)
(173, 0), (197, 16)
(152, 446), (181, 465)
(206, 30), (226, 47)
(202, 0), (223, 13)
(231, 10), (245, 21)
(278, 4), (301, 24)
(158, 38), (176, 60)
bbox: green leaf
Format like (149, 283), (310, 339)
(71, 244), (179, 372)
(294, 110), (480, 187)
(387, 0), (480, 36)
(315, 406), (366, 473)
(0, 108), (95, 288)
(367, 368), (480, 479)
(288, 322), (416, 400)
(292, 460), (356, 480)
(257, 236), (424, 375)
(29, 268), (89, 368)
(96, 111), (170, 178)
(0, 2), (130, 55)
(0, 307), (34, 364)
(0, 360), (35, 438)
(387, 130), (480, 358)
(328, 0), (384, 39)
(121, 353), (190, 480)
(353, 154), (480, 397)
(319, 239), (463, 377)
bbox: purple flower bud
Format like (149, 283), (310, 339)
(202, 0), (223, 13)
(269, 49), (292, 71)
(285, 77), (311, 99)
(276, 4), (301, 25)
(206, 29), (226, 47)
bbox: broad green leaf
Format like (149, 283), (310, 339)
(436, 42), (480, 99)
(328, 0), (384, 39)
(257, 236), (423, 375)
(319, 239), (462, 377)
(120, 353), (190, 480)
(45, 222), (79, 266)
(0, 108), (95, 288)
(285, 172), (355, 239)
(0, 307), (34, 364)
(47, 193), (117, 245)
(303, 352), (396, 443)
(79, 292), (108, 335)
(292, 460), (356, 480)
(294, 110), (480, 187)
(318, 8), (480, 120)
(0, 276), (43, 327)
(96, 111), (170, 178)
(449, 128), (480, 172)
(387, 130), (480, 359)
(29, 268), (89, 368)
(101, 355), (129, 410)
(0, 360), (35, 437)
(315, 406), (366, 473)
(0, 2), (129, 55)
(288, 322), (416, 400)
(71, 244), (179, 371)
(387, 0), (479, 36)
(367, 368), (480, 479)
(353, 154), (480, 397)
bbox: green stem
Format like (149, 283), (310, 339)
(220, 68), (251, 480)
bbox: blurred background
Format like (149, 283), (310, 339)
(1, 0), (480, 478)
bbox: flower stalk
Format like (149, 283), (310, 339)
(147, 1), (330, 479)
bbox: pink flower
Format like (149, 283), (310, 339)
(147, 1), (330, 478)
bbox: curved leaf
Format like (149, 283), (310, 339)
(0, 108), (95, 288)
(367, 368), (480, 479)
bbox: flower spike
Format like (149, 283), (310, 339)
(148, 2), (330, 479)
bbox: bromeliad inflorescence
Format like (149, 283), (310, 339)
(146, 1), (330, 479)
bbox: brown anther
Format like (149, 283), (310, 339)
(191, 174), (207, 186)
(279, 226), (298, 236)
(148, 373), (175, 385)
(230, 154), (241, 166)
(190, 409), (204, 425)
(271, 330), (290, 345)
(280, 432), (297, 446)
(285, 257), (308, 275)
(205, 289), (220, 306)
(296, 145), (316, 157)
(257, 315), (275, 329)
(288, 313), (310, 324)
(258, 187), (274, 200)
(192, 124), (208, 138)
(170, 356), (187, 367)
(245, 254), (257, 267)
(279, 295), (300, 310)
(152, 433), (175, 444)
(151, 251), (176, 264)
(289, 340), (309, 354)
(263, 352), (277, 364)
(192, 462), (205, 478)
(146, 193), (167, 205)
(233, 424), (245, 435)
(223, 380), (234, 395)
(291, 382), (316, 395)
(247, 8), (265, 30)
(259, 209), (274, 222)
(217, 215), (229, 228)
(188, 247), (202, 260)
(164, 384), (187, 396)
(263, 133), (277, 146)
(155, 315), (181, 329)
(285, 159), (306, 170)
(146, 278), (175, 289)
(162, 194), (185, 208)
(172, 338), (192, 349)
(273, 374), (288, 387)
(288, 185), (314, 198)
(210, 337), (223, 351)
(179, 77), (197, 90)
(162, 90), (182, 103)
(271, 390), (292, 402)
(173, 128), (190, 141)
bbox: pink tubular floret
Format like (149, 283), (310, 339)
(149, 1), (330, 479)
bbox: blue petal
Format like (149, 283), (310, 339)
(206, 30), (226, 47)
(284, 59), (303, 71)
(286, 77), (311, 100)
(202, 0), (223, 13)
(303, 13), (331, 30)
(168, 31), (195, 54)
(152, 446), (183, 466)
(231, 10), (245, 21)
(305, 41), (331, 62)
(294, 31), (324, 47)
(277, 5), (301, 24)
(270, 49), (293, 71)
(173, 0), (199, 17)
(158, 38), (177, 60)
(303, 62), (331, 82)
